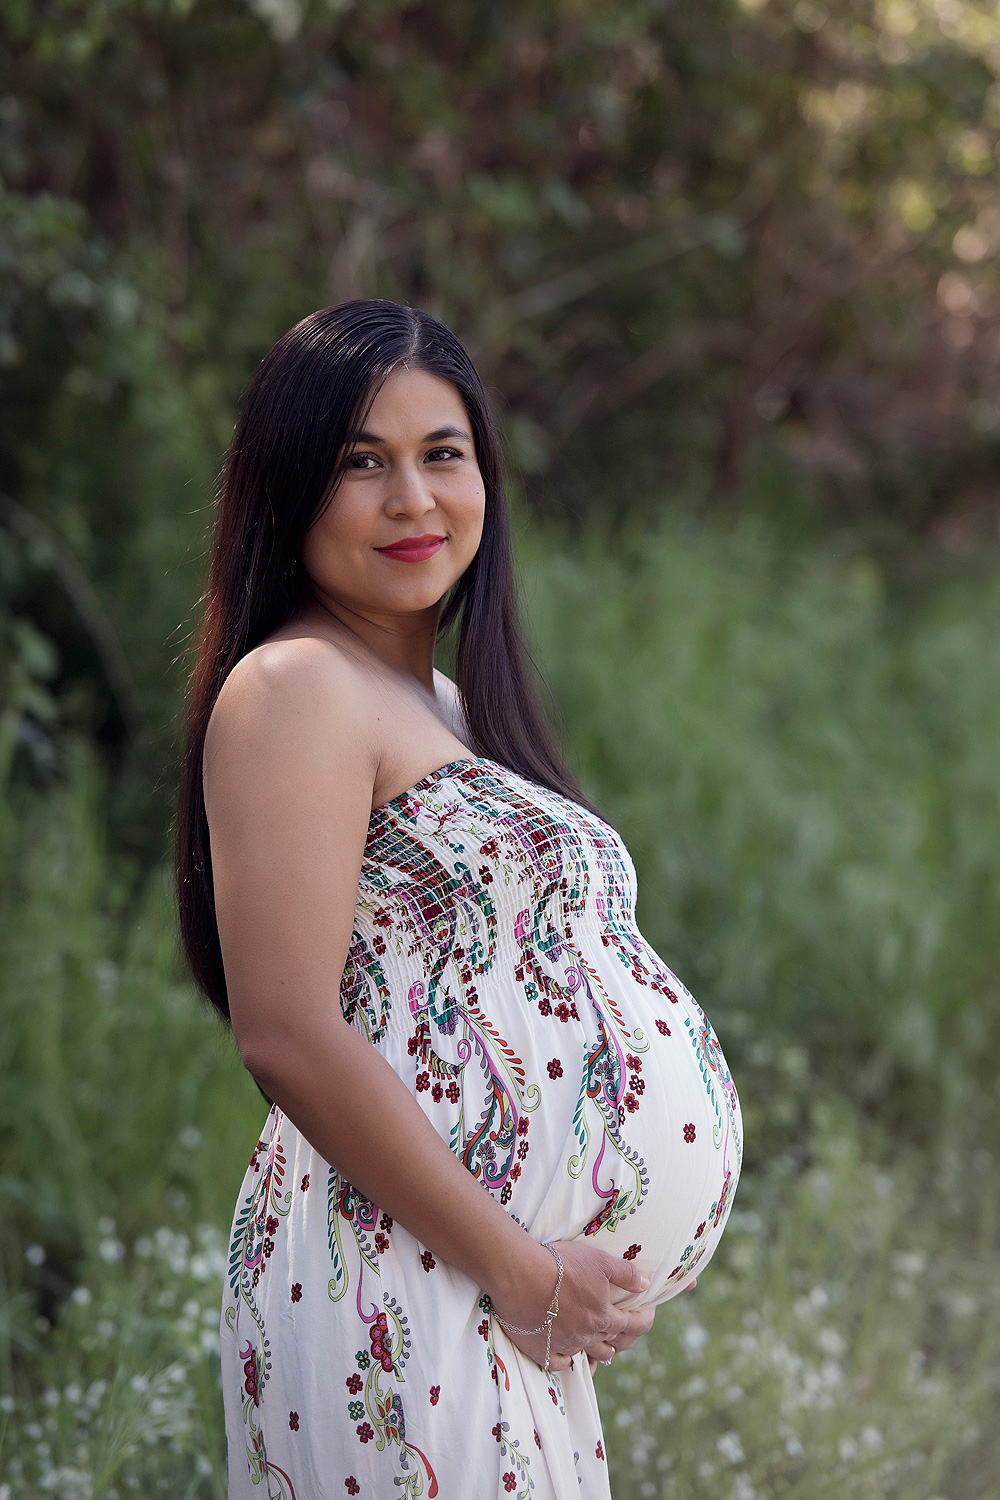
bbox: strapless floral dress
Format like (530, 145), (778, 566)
(220, 757), (742, 1500)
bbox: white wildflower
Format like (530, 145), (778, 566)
(718, 1431), (745, 1465)
(681, 1322), (709, 1362)
(818, 1327), (846, 1356)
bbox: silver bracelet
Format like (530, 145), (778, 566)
(488, 1243), (564, 1371)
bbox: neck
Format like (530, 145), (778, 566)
(303, 589), (442, 692)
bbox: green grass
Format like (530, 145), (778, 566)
(525, 516), (1000, 1157)
(2, 512), (1000, 1495)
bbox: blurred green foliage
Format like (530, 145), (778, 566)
(4, 0), (1000, 1490)
(526, 515), (1000, 1158)
(7, 0), (1000, 855)
(2, 518), (1000, 1494)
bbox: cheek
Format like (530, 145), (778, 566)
(452, 478), (487, 546)
(302, 498), (367, 576)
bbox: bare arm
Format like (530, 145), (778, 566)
(204, 641), (650, 1368)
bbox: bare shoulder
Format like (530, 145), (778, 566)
(432, 668), (469, 742)
(204, 637), (378, 795)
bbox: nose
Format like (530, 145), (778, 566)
(384, 458), (436, 520)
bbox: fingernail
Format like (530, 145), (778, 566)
(639, 1274), (650, 1290)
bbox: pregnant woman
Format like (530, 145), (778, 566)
(176, 300), (742, 1499)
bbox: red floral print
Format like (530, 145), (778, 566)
(369, 1313), (394, 1373)
(220, 758), (743, 1498)
(240, 1342), (259, 1406)
(288, 1411), (299, 1431)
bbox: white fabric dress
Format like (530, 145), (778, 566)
(220, 757), (743, 1499)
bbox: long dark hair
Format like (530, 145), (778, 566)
(176, 299), (592, 1023)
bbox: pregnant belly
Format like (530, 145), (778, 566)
(551, 994), (743, 1313)
(387, 955), (742, 1313)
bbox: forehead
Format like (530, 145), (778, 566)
(362, 366), (469, 434)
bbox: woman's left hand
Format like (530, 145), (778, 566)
(586, 1277), (697, 1372)
(583, 1303), (655, 1370)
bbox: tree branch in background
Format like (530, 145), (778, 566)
(0, 495), (148, 743)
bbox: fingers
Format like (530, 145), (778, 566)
(584, 1340), (617, 1365)
(603, 1254), (651, 1296)
(617, 1305), (655, 1340)
(546, 1352), (574, 1372)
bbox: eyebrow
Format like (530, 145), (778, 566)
(351, 426), (472, 445)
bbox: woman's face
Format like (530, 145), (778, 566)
(302, 365), (486, 622)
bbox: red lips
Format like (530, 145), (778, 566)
(374, 534), (446, 562)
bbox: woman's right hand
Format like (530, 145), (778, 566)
(488, 1238), (652, 1374)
